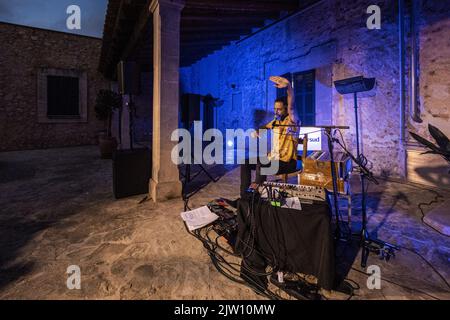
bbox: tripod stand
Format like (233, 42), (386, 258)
(180, 139), (218, 200)
(333, 76), (399, 267)
(323, 126), (345, 241)
(180, 156), (217, 199)
(331, 132), (399, 267)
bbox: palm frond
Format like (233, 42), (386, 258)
(409, 131), (441, 153)
(428, 124), (450, 152)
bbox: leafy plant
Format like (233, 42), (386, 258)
(94, 89), (122, 137)
(410, 124), (450, 171)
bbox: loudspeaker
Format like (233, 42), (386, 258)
(117, 61), (140, 95)
(181, 93), (201, 128)
(113, 147), (151, 199)
(334, 76), (375, 94)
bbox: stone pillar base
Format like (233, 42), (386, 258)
(149, 178), (182, 202)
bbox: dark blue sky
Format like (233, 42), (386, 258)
(0, 0), (108, 38)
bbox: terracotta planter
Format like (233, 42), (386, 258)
(99, 136), (118, 159)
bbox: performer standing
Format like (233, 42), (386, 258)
(240, 76), (301, 196)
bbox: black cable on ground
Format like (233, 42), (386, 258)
(182, 199), (286, 300)
(343, 278), (359, 300)
(361, 167), (448, 237)
(325, 138), (450, 298)
(334, 217), (449, 300)
(183, 194), (358, 300)
(396, 245), (450, 292)
(417, 191), (448, 236)
(350, 266), (443, 300)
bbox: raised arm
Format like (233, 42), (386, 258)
(269, 76), (298, 124)
(286, 81), (297, 124)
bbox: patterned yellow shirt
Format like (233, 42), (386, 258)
(265, 115), (300, 162)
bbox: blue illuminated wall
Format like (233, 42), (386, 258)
(180, 0), (450, 179)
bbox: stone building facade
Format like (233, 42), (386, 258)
(180, 0), (450, 185)
(0, 22), (111, 151)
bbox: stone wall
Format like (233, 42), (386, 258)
(181, 0), (450, 179)
(408, 1), (450, 140)
(0, 22), (111, 151)
(405, 1), (450, 188)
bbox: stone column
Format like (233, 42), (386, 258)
(149, 0), (184, 201)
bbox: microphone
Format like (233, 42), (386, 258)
(259, 116), (278, 129)
(271, 115), (279, 127)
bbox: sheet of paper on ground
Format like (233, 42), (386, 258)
(181, 206), (219, 231)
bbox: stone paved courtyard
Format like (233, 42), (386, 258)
(0, 146), (449, 300)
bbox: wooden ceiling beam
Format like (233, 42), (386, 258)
(182, 10), (276, 19)
(181, 32), (247, 41)
(181, 39), (235, 46)
(181, 25), (255, 32)
(121, 0), (152, 60)
(181, 15), (274, 23)
(185, 0), (298, 12)
(101, 0), (303, 75)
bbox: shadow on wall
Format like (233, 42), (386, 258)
(253, 109), (271, 129)
(415, 166), (450, 190)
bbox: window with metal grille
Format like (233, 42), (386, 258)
(47, 75), (80, 118)
(276, 70), (315, 126)
(293, 70), (315, 126)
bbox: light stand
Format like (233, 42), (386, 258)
(334, 76), (399, 268)
(179, 124), (218, 200)
(180, 150), (218, 199)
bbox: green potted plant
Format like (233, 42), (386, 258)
(95, 89), (122, 158)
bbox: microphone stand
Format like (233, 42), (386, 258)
(324, 128), (343, 242)
(332, 77), (397, 267)
(331, 134), (399, 268)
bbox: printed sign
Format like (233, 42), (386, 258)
(299, 127), (322, 151)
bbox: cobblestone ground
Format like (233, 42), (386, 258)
(0, 146), (449, 300)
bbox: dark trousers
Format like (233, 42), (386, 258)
(240, 158), (297, 196)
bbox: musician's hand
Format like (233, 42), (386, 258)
(269, 76), (290, 88)
(249, 183), (259, 190)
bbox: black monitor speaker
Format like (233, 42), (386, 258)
(334, 76), (375, 94)
(113, 147), (151, 199)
